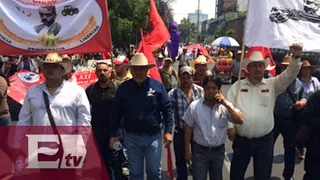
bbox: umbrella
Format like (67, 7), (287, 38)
(212, 36), (240, 47)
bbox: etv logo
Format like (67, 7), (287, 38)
(26, 134), (87, 169)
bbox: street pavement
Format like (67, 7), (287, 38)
(158, 61), (305, 180)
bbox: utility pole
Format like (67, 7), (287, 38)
(197, 0), (200, 43)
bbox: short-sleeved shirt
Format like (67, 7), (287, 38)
(159, 67), (177, 90)
(182, 98), (234, 147)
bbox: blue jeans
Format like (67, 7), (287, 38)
(230, 132), (274, 180)
(124, 131), (162, 180)
(192, 142), (225, 180)
(273, 116), (297, 179)
(0, 116), (11, 159)
(0, 115), (11, 126)
(173, 128), (188, 180)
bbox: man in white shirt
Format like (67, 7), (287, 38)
(227, 44), (303, 180)
(12, 52), (91, 179)
(183, 76), (243, 180)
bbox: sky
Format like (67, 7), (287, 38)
(171, 0), (216, 23)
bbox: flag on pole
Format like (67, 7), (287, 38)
(245, 0), (320, 52)
(137, 0), (170, 81)
(166, 147), (174, 180)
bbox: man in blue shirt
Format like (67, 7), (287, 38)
(273, 56), (307, 180)
(109, 53), (173, 180)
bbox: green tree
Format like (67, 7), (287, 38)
(178, 18), (196, 44)
(108, 0), (175, 49)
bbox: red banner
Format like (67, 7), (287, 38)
(8, 70), (97, 104)
(0, 0), (111, 55)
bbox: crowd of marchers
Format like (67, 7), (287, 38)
(0, 43), (320, 180)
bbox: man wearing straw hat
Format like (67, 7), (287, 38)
(109, 53), (173, 180)
(190, 55), (212, 87)
(273, 55), (307, 180)
(227, 44), (303, 180)
(12, 52), (91, 179)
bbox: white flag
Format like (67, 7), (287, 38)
(245, 0), (320, 52)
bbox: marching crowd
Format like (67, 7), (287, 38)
(0, 43), (319, 180)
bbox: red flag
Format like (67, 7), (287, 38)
(186, 44), (214, 62)
(246, 46), (276, 76)
(167, 147), (174, 180)
(137, 0), (170, 81)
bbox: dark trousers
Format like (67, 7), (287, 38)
(192, 142), (225, 180)
(230, 132), (273, 180)
(273, 116), (297, 179)
(303, 150), (320, 180)
(0, 117), (11, 159)
(94, 129), (122, 180)
(173, 128), (188, 180)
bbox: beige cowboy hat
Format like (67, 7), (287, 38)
(164, 57), (173, 63)
(281, 55), (291, 65)
(301, 60), (311, 68)
(243, 51), (270, 72)
(42, 52), (73, 74)
(190, 55), (207, 69)
(125, 53), (156, 68)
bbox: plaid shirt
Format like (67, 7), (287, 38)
(168, 84), (204, 130)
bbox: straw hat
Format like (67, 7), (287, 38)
(125, 53), (155, 68)
(301, 60), (311, 68)
(281, 55), (291, 65)
(43, 53), (72, 74)
(164, 57), (173, 63)
(266, 64), (276, 71)
(157, 53), (164, 59)
(190, 55), (207, 68)
(243, 51), (270, 72)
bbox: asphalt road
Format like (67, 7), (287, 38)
(158, 61), (305, 180)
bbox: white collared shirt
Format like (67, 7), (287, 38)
(227, 58), (301, 138)
(182, 98), (234, 147)
(18, 81), (91, 126)
(14, 81), (91, 148)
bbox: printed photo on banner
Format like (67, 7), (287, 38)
(0, 0), (109, 54)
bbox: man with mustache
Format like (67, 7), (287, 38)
(168, 66), (203, 180)
(86, 60), (121, 180)
(227, 44), (303, 180)
(34, 6), (61, 36)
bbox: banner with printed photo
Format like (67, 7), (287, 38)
(8, 70), (98, 104)
(245, 0), (320, 51)
(0, 0), (112, 55)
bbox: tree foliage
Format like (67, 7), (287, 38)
(107, 0), (174, 49)
(178, 18), (197, 44)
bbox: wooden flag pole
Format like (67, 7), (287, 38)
(105, 0), (114, 67)
(234, 38), (245, 108)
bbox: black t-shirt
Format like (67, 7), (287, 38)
(86, 81), (117, 131)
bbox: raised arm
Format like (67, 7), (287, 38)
(274, 44), (302, 96)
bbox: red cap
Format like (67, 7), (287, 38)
(114, 55), (129, 65)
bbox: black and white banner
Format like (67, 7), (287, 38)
(245, 0), (320, 51)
